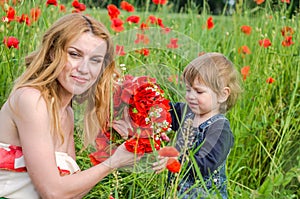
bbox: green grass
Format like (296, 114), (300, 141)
(1, 0), (299, 198)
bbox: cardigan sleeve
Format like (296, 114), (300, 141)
(192, 119), (234, 176)
(169, 102), (185, 131)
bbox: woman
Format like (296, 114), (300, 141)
(0, 13), (137, 198)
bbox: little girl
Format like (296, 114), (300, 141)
(155, 52), (242, 198)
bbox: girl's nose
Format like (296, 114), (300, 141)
(187, 90), (197, 99)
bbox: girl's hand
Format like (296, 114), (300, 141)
(152, 156), (168, 174)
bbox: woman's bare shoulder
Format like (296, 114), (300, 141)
(10, 87), (45, 106)
(9, 87), (49, 119)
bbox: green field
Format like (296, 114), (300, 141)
(1, 0), (299, 198)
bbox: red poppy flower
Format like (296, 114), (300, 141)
(72, 0), (80, 8)
(16, 14), (31, 26)
(157, 18), (164, 28)
(126, 15), (140, 24)
(72, 9), (81, 13)
(134, 33), (150, 44)
(161, 27), (171, 34)
(59, 4), (66, 12)
(3, 36), (19, 49)
(140, 22), (149, 30)
(241, 66), (250, 80)
(95, 137), (110, 151)
(136, 48), (150, 56)
(166, 158), (181, 173)
(111, 18), (124, 32)
(281, 26), (294, 36)
(148, 15), (157, 24)
(241, 25), (252, 35)
(254, 0), (265, 5)
(259, 38), (271, 48)
(238, 45), (251, 55)
(88, 134), (117, 166)
(89, 151), (110, 165)
(206, 16), (214, 30)
(130, 137), (160, 154)
(46, 0), (57, 6)
(107, 4), (120, 19)
(281, 0), (290, 3)
(30, 7), (41, 21)
(5, 6), (16, 22)
(167, 74), (179, 84)
(120, 1), (135, 12)
(78, 3), (86, 11)
(152, 0), (167, 5)
(72, 0), (86, 11)
(116, 45), (126, 56)
(167, 38), (179, 49)
(266, 77), (275, 84)
(281, 36), (294, 47)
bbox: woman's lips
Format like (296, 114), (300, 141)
(71, 75), (88, 84)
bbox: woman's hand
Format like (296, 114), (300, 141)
(102, 143), (140, 169)
(112, 106), (132, 139)
(152, 156), (168, 174)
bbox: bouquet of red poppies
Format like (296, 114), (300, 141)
(90, 75), (182, 172)
(117, 75), (172, 154)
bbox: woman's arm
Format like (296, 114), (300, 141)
(12, 88), (135, 199)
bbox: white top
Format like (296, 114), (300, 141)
(0, 142), (80, 199)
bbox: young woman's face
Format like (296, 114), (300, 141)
(57, 32), (107, 96)
(185, 79), (220, 117)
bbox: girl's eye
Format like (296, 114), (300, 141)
(197, 91), (203, 94)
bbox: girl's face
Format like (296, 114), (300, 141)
(185, 79), (221, 118)
(57, 32), (107, 96)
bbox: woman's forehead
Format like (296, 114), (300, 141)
(69, 32), (107, 55)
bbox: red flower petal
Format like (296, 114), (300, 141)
(107, 4), (120, 19)
(3, 36), (19, 49)
(241, 66), (250, 80)
(89, 151), (110, 165)
(166, 157), (181, 173)
(158, 146), (180, 157)
(206, 16), (214, 30)
(152, 0), (167, 5)
(266, 77), (275, 84)
(241, 25), (252, 35)
(120, 1), (135, 12)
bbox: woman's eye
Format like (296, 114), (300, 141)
(68, 51), (80, 58)
(90, 58), (103, 64)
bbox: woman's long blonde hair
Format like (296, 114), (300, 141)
(12, 13), (118, 146)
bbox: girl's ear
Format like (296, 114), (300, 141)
(218, 87), (230, 103)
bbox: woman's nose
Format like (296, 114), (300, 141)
(77, 58), (89, 74)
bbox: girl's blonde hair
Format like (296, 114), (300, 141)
(13, 13), (118, 147)
(183, 52), (242, 113)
